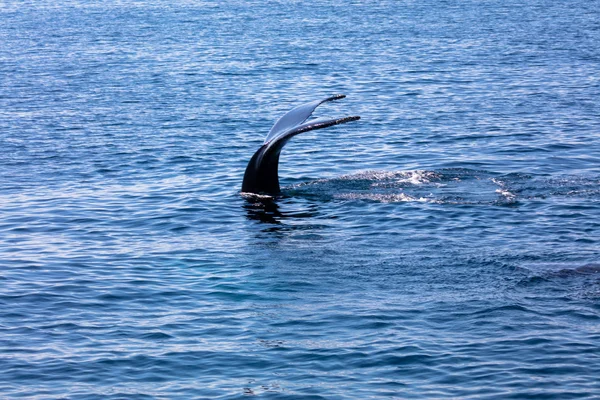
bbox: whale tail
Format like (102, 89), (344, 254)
(242, 95), (360, 195)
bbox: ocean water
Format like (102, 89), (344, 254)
(1, 0), (600, 398)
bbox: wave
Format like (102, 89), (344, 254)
(282, 169), (599, 205)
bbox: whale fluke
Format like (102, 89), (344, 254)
(242, 95), (360, 195)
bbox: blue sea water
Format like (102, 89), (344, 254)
(1, 0), (600, 398)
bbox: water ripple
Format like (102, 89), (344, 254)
(2, 0), (600, 398)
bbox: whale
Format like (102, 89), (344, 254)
(241, 94), (360, 195)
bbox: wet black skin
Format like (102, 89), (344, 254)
(242, 144), (281, 194)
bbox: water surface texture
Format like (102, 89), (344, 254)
(2, 1), (600, 398)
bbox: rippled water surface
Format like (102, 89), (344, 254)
(2, 1), (600, 398)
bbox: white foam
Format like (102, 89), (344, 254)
(334, 192), (433, 203)
(240, 192), (274, 200)
(492, 178), (517, 201)
(340, 170), (440, 186)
